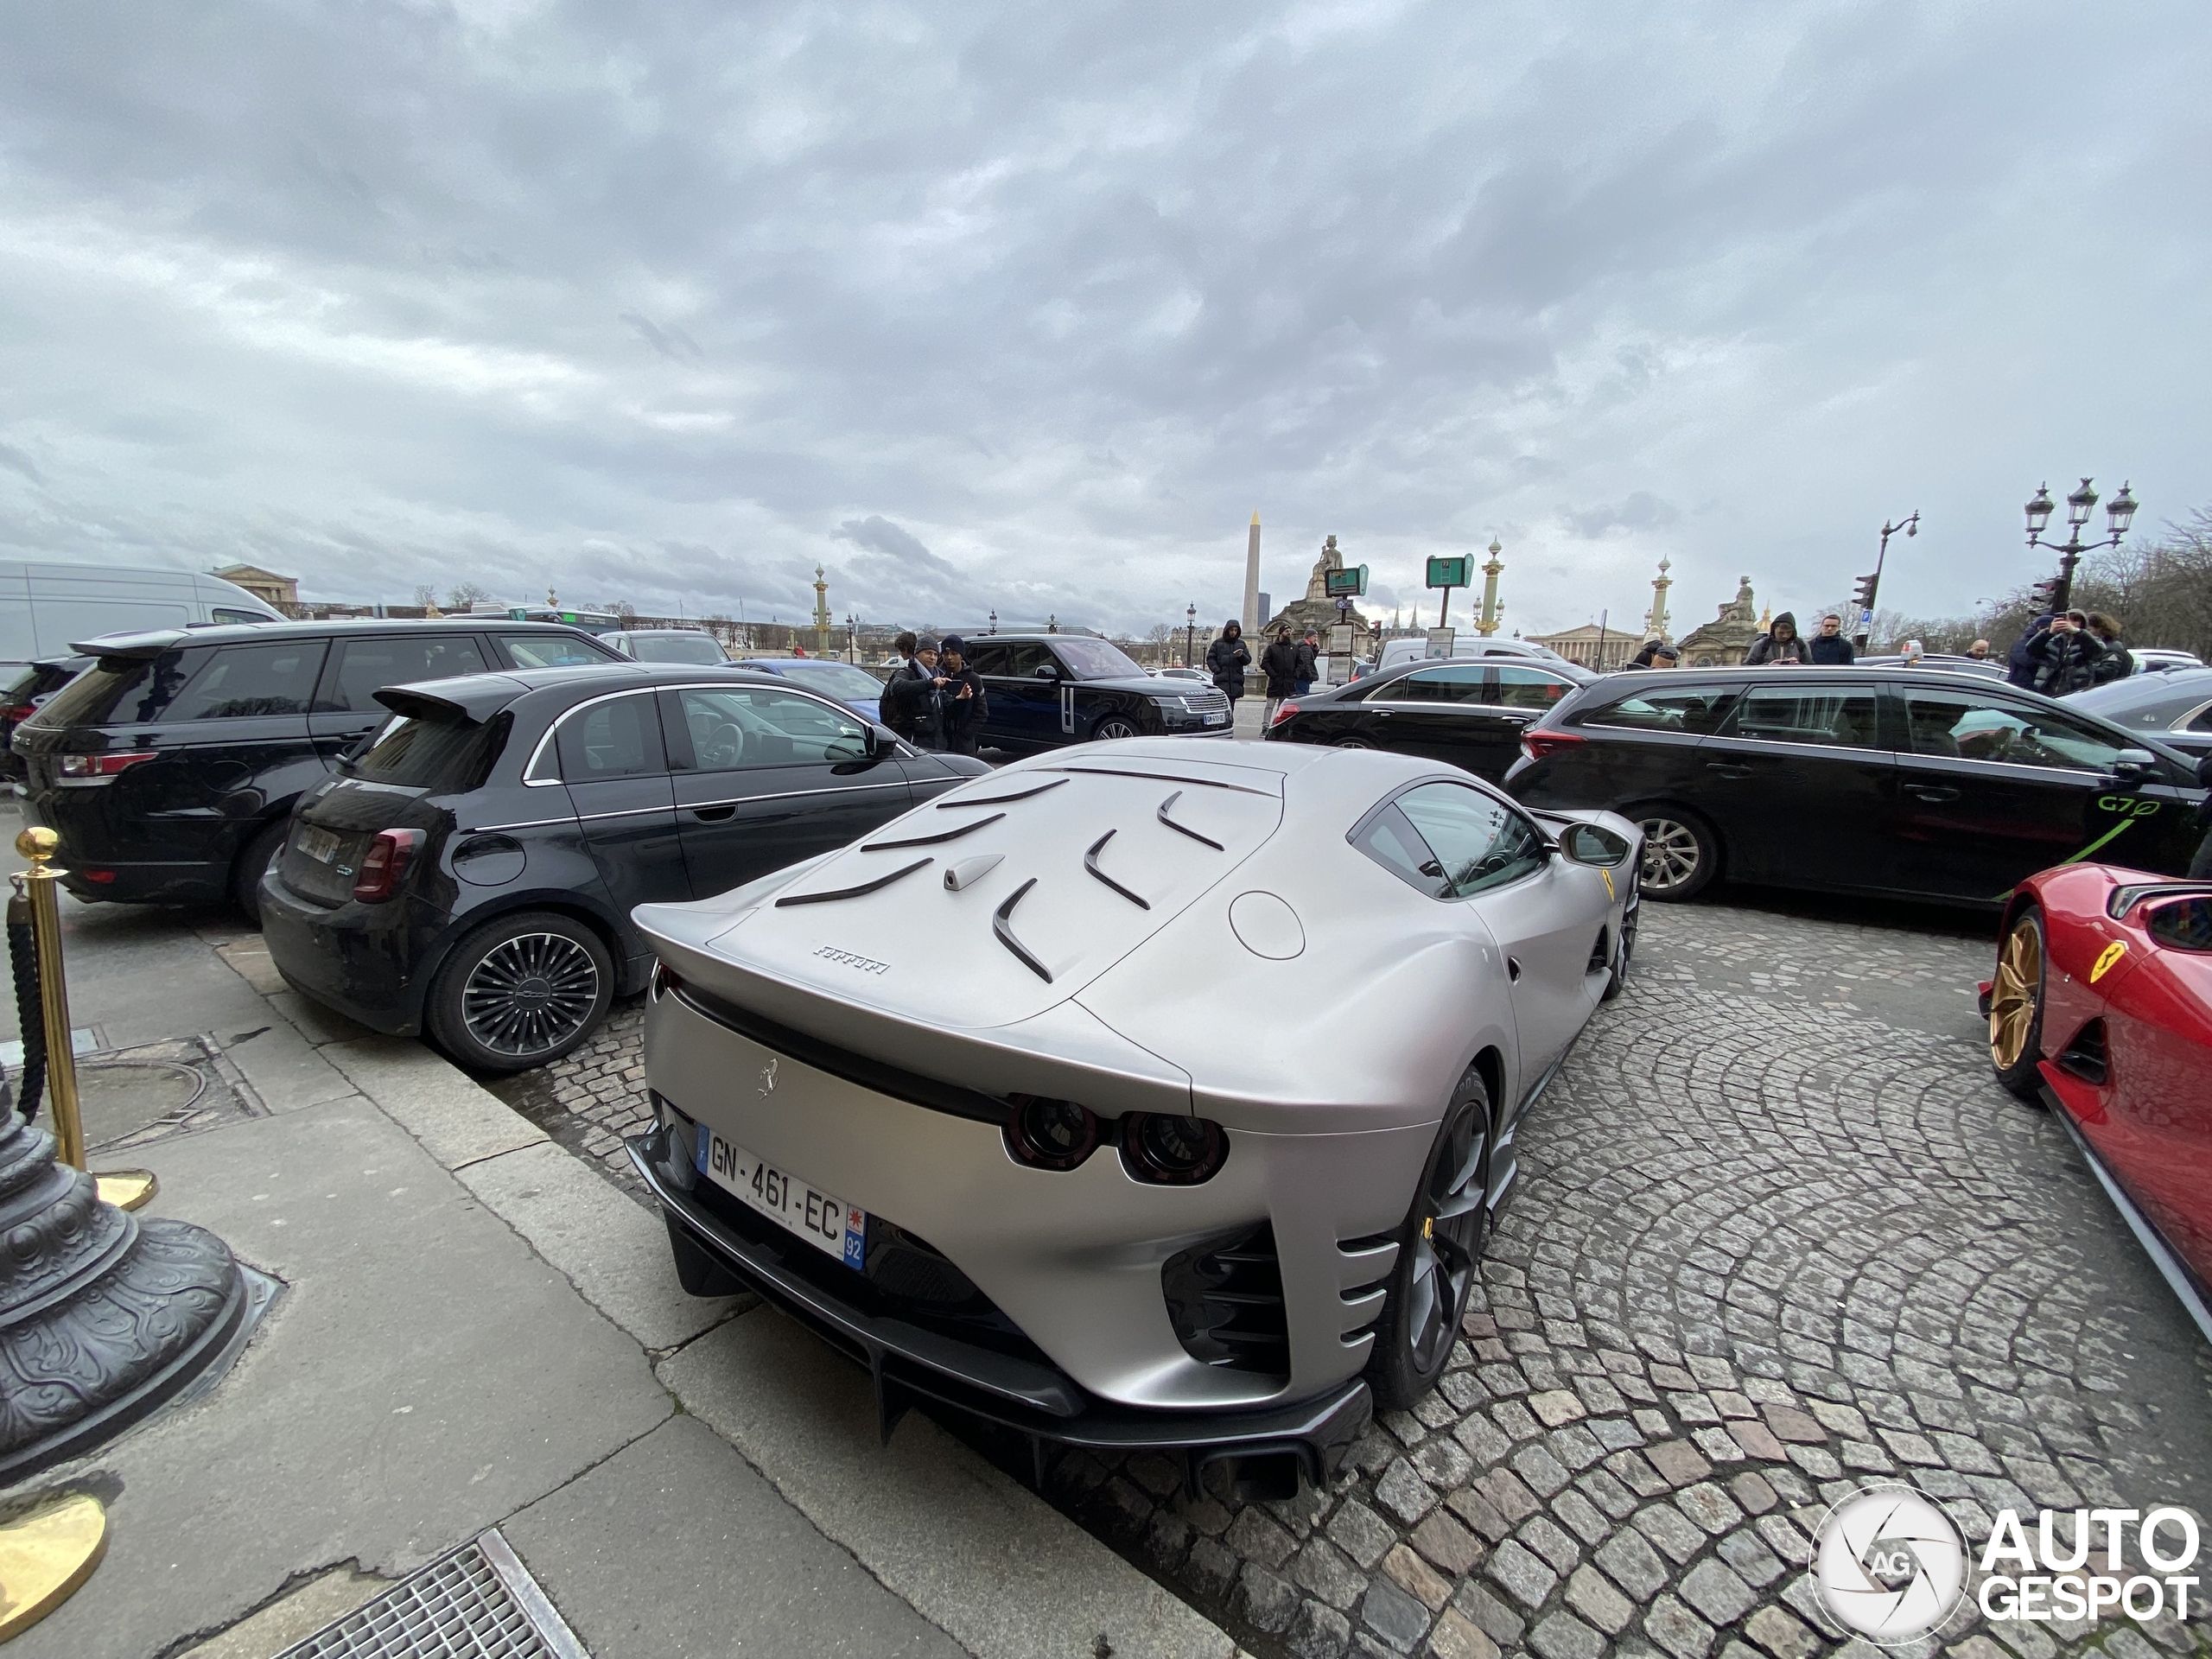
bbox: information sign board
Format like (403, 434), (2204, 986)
(1425, 627), (1456, 659)
(1323, 564), (1370, 599)
(1426, 556), (1471, 589)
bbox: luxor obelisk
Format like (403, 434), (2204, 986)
(1240, 512), (1262, 636)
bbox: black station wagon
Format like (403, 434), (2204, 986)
(259, 664), (986, 1071)
(12, 619), (622, 919)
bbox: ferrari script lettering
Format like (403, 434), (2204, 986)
(812, 946), (889, 976)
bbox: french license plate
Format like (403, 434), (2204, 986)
(1204, 712), (1227, 725)
(696, 1128), (865, 1269)
(296, 824), (343, 864)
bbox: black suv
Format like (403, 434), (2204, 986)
(957, 633), (1231, 750)
(1503, 666), (2205, 906)
(260, 664), (985, 1070)
(12, 619), (621, 919)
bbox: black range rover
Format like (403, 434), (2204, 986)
(12, 619), (621, 918)
(957, 633), (1232, 751)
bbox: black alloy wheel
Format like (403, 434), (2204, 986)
(232, 820), (291, 927)
(1635, 807), (1719, 901)
(429, 911), (613, 1073)
(1988, 906), (2049, 1103)
(1332, 734), (1374, 750)
(1366, 1065), (1491, 1411)
(1093, 716), (1141, 742)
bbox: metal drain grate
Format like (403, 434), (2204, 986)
(275, 1530), (587, 1659)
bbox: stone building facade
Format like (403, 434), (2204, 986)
(1673, 579), (1764, 667)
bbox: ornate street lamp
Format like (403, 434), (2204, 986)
(1185, 602), (1197, 669)
(845, 613), (857, 664)
(2026, 478), (2137, 614)
(1847, 511), (1917, 649)
(988, 609), (997, 634)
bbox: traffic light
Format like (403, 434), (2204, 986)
(1851, 573), (1879, 615)
(2028, 576), (2065, 614)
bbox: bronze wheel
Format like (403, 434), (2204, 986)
(1989, 907), (2047, 1102)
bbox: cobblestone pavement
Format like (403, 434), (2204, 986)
(493, 896), (2212, 1659)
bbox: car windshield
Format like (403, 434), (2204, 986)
(773, 662), (887, 700)
(31, 648), (210, 728)
(347, 712), (506, 790)
(1052, 638), (1147, 681)
(627, 633), (725, 664)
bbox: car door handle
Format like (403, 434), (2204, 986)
(1704, 762), (1754, 779)
(690, 804), (737, 822)
(1904, 785), (1960, 803)
(1507, 956), (1522, 982)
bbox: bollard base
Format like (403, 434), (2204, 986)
(0, 1491), (108, 1639)
(92, 1170), (157, 1212)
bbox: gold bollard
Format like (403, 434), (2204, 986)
(11, 827), (157, 1212)
(0, 1491), (109, 1640)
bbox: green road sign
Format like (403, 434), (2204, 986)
(1426, 556), (1471, 589)
(1323, 564), (1370, 598)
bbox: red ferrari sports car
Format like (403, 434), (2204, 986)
(1983, 863), (2212, 1340)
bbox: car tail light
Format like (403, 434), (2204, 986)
(352, 829), (425, 903)
(56, 751), (156, 785)
(0, 702), (35, 723)
(1520, 730), (1587, 762)
(1120, 1111), (1228, 1185)
(1002, 1096), (1100, 1172)
(1269, 702), (1300, 728)
(652, 961), (683, 1000)
(79, 869), (118, 884)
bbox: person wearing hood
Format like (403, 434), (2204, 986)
(1205, 620), (1251, 706)
(1807, 613), (1855, 664)
(2085, 613), (2133, 684)
(1744, 612), (1810, 665)
(2006, 613), (2056, 689)
(1260, 626), (1301, 722)
(2027, 610), (2107, 696)
(936, 633), (988, 755)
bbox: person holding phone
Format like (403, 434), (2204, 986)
(936, 634), (988, 756)
(2026, 609), (2107, 696)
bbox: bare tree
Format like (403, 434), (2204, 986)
(412, 584), (438, 609)
(446, 582), (493, 611)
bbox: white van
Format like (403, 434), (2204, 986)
(0, 561), (284, 664)
(1369, 634), (1597, 682)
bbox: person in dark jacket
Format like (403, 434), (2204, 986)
(881, 632), (946, 749)
(1630, 639), (1668, 668)
(1807, 613), (1855, 664)
(935, 634), (988, 755)
(2006, 613), (2055, 689)
(2027, 612), (2107, 696)
(1205, 620), (1250, 707)
(1295, 631), (1320, 696)
(1260, 627), (1301, 721)
(1744, 612), (1809, 665)
(2086, 613), (2133, 684)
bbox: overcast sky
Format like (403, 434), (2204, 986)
(3, 1), (2206, 639)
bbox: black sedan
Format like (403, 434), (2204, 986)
(2068, 666), (2212, 764)
(261, 664), (987, 1071)
(1262, 658), (1583, 779)
(1503, 666), (2205, 906)
(958, 632), (1231, 750)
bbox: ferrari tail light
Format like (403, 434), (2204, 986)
(1121, 1112), (1228, 1185)
(1269, 702), (1300, 728)
(652, 961), (683, 1000)
(1520, 729), (1587, 762)
(56, 751), (156, 785)
(1003, 1096), (1099, 1172)
(352, 828), (425, 903)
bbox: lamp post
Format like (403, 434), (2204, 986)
(845, 613), (856, 664)
(1849, 511), (1917, 649)
(1185, 603), (1197, 669)
(2026, 479), (2137, 615)
(988, 609), (997, 635)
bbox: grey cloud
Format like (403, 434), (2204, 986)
(1563, 493), (1681, 539)
(620, 314), (704, 362)
(0, 444), (42, 486)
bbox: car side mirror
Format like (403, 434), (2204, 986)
(866, 722), (900, 757)
(2108, 747), (2160, 787)
(1558, 823), (1632, 867)
(1034, 664), (1060, 680)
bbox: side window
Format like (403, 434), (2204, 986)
(1395, 782), (1548, 897)
(1351, 803), (1447, 897)
(673, 687), (870, 772)
(1491, 667), (1577, 713)
(1904, 690), (2128, 772)
(163, 641), (327, 721)
(2188, 702), (2212, 734)
(1001, 643), (1052, 678)
(964, 643), (1009, 677)
(209, 607), (272, 626)
(1725, 686), (1882, 750)
(1578, 686), (1735, 734)
(555, 693), (666, 779)
(1380, 664), (1488, 703)
(499, 632), (614, 670)
(316, 636), (489, 713)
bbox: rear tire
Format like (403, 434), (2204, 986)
(427, 911), (613, 1073)
(1634, 806), (1719, 902)
(232, 820), (290, 926)
(1365, 1065), (1491, 1412)
(1989, 906), (2048, 1103)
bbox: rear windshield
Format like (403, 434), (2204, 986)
(31, 648), (212, 728)
(348, 713), (508, 791)
(628, 633), (725, 664)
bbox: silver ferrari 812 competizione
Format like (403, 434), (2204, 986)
(627, 739), (1639, 1495)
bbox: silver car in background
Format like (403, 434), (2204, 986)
(626, 741), (1639, 1494)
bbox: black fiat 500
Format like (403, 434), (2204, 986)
(260, 664), (986, 1071)
(959, 632), (1231, 750)
(1503, 666), (2205, 906)
(10, 619), (620, 919)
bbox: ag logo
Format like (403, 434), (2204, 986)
(1814, 1486), (1967, 1643)
(758, 1058), (779, 1097)
(2090, 941), (2128, 983)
